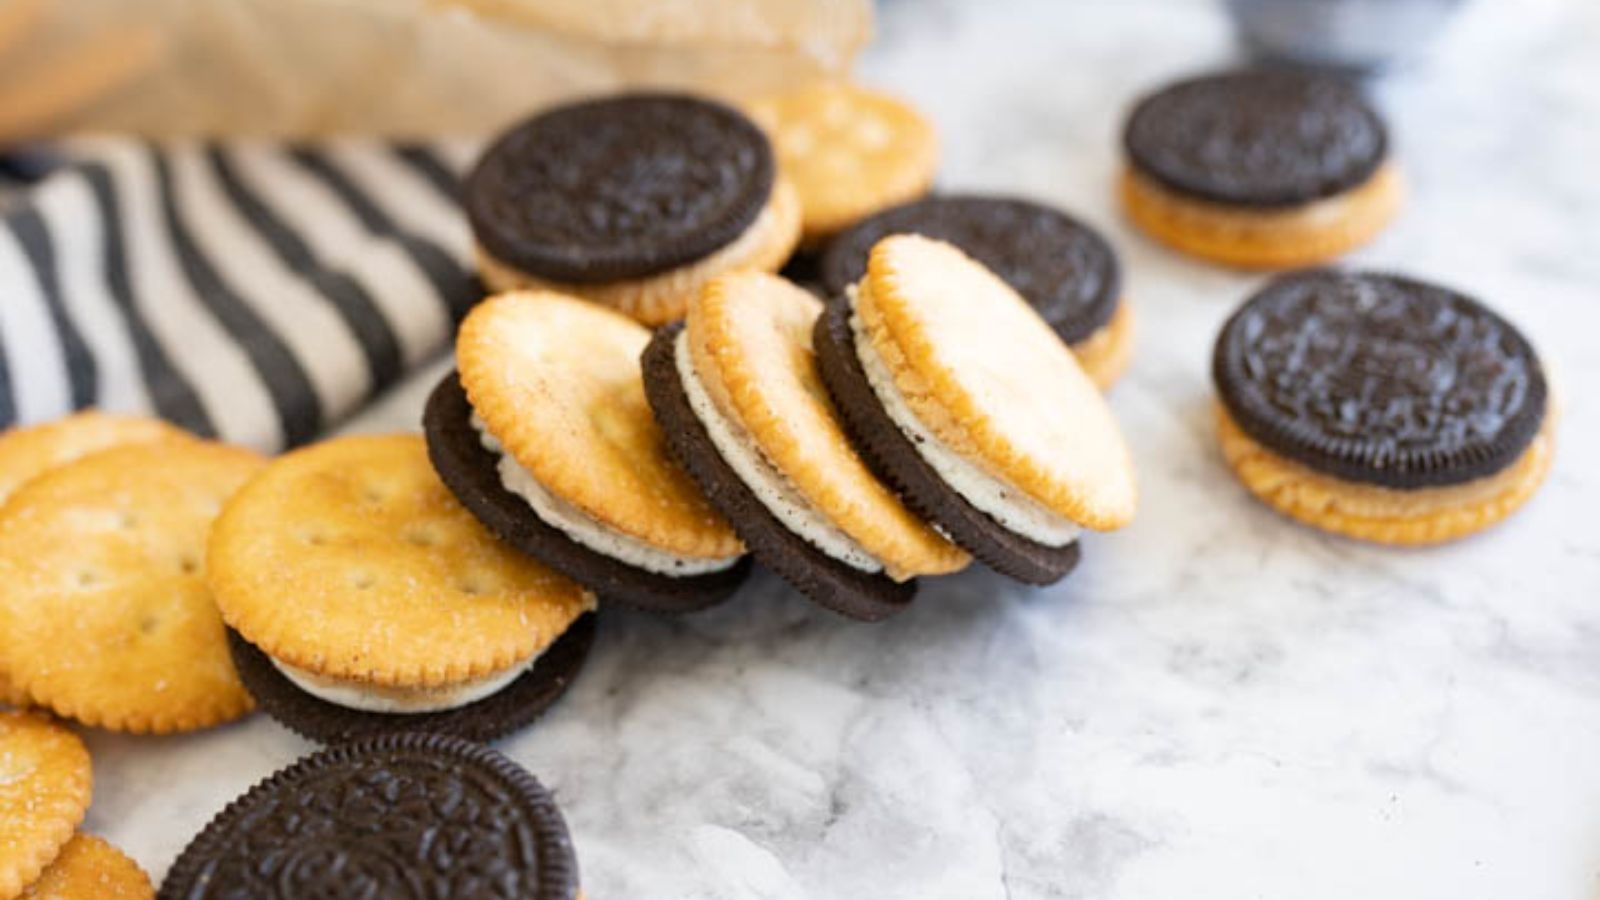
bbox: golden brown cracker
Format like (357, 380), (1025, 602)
(0, 711), (92, 899)
(1070, 301), (1136, 391)
(0, 412), (187, 508)
(749, 82), (937, 243)
(208, 434), (595, 688)
(1120, 164), (1401, 269)
(19, 834), (152, 900)
(0, 442), (262, 734)
(1217, 405), (1554, 544)
(0, 672), (28, 709)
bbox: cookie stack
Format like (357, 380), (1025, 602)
(433, 236), (1139, 621)
(440, 86), (1143, 620)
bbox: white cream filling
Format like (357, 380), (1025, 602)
(674, 333), (883, 573)
(271, 653), (539, 714)
(848, 294), (1083, 548)
(471, 415), (740, 576)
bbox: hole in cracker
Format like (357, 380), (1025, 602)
(402, 527), (437, 548)
(458, 579), (485, 596)
(363, 486), (386, 504)
(75, 570), (98, 588)
(139, 614), (161, 636)
(178, 555), (199, 575)
(302, 532), (328, 546)
(118, 511), (139, 529)
(351, 572), (376, 590)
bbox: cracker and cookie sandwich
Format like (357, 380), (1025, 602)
(209, 434), (596, 744)
(1121, 68), (1401, 268)
(812, 235), (1138, 584)
(748, 81), (938, 248)
(159, 733), (579, 899)
(640, 271), (969, 622)
(1213, 269), (1554, 544)
(820, 195), (1133, 388)
(467, 93), (800, 325)
(425, 292), (751, 613)
(0, 438), (261, 734)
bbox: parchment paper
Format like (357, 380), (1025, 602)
(6, 0), (870, 137)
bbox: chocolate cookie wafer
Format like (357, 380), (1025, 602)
(159, 733), (580, 899)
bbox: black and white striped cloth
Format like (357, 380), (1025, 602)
(0, 138), (483, 451)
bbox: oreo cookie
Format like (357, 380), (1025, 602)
(227, 613), (595, 745)
(466, 93), (775, 283)
(1124, 69), (1387, 208)
(424, 372), (751, 612)
(820, 195), (1121, 343)
(158, 733), (580, 900)
(640, 323), (915, 621)
(1214, 269), (1548, 488)
(811, 300), (1082, 584)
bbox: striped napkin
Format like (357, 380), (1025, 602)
(0, 138), (483, 451)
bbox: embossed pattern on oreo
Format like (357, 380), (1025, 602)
(467, 93), (774, 282)
(158, 733), (580, 900)
(1124, 69), (1387, 207)
(1213, 270), (1547, 489)
(819, 195), (1121, 342)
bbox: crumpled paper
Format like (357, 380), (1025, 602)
(8, 0), (871, 138)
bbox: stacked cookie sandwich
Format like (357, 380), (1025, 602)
(209, 435), (597, 744)
(436, 236), (1138, 621)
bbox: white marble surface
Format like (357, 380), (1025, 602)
(86, 0), (1600, 896)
